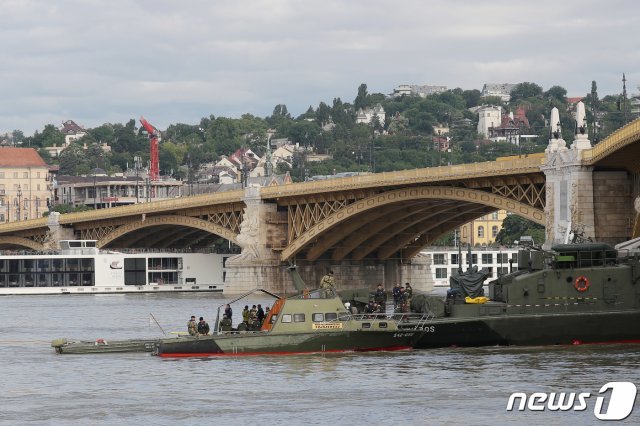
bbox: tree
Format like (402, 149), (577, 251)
(544, 85), (567, 103)
(354, 83), (369, 111)
(510, 82), (543, 103)
(495, 215), (545, 246)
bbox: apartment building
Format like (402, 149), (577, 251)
(0, 148), (52, 222)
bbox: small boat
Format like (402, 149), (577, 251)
(155, 267), (428, 357)
(51, 337), (160, 354)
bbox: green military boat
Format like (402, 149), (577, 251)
(155, 268), (428, 358)
(403, 242), (640, 348)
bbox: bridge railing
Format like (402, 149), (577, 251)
(261, 155), (545, 197)
(581, 118), (640, 164)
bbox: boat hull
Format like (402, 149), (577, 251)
(157, 330), (420, 357)
(410, 310), (640, 348)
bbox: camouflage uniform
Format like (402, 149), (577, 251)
(319, 272), (336, 298)
(187, 318), (197, 336)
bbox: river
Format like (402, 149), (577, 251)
(1, 293), (639, 425)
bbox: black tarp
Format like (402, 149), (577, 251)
(449, 265), (491, 298)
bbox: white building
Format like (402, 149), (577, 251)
(392, 84), (447, 97)
(422, 247), (519, 287)
(355, 104), (386, 125)
(475, 105), (502, 138)
(481, 83), (516, 102)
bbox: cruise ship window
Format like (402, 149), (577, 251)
(433, 254), (446, 265)
(450, 254), (459, 265)
(481, 253), (493, 264)
(436, 268), (447, 279)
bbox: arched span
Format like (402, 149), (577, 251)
(0, 236), (44, 250)
(281, 186), (545, 261)
(98, 215), (239, 248)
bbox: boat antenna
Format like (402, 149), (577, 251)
(467, 243), (473, 272)
(149, 313), (167, 336)
(458, 243), (463, 275)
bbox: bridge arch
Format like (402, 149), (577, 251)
(98, 215), (240, 248)
(0, 236), (45, 251)
(281, 186), (545, 261)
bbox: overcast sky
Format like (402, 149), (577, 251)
(1, 0), (639, 135)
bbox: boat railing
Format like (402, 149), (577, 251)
(336, 312), (434, 327)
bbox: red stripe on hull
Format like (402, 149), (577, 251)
(571, 339), (640, 346)
(158, 346), (412, 358)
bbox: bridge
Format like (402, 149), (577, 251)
(0, 116), (638, 293)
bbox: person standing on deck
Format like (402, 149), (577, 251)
(392, 283), (402, 310)
(319, 270), (336, 298)
(187, 315), (197, 336)
(242, 305), (250, 325)
(224, 304), (233, 321)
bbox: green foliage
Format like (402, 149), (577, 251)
(510, 82), (543, 103)
(495, 215), (545, 246)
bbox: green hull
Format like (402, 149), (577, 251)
(157, 330), (419, 357)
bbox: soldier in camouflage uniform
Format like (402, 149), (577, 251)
(319, 270), (336, 298)
(187, 315), (197, 336)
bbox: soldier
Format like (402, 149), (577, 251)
(197, 316), (210, 335)
(219, 314), (233, 332)
(242, 305), (250, 325)
(319, 270), (336, 298)
(257, 304), (265, 325)
(373, 283), (387, 308)
(249, 305), (258, 328)
(224, 304), (233, 321)
(187, 315), (197, 336)
(392, 283), (402, 310)
(405, 282), (413, 308)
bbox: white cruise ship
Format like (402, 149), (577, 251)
(0, 240), (229, 295)
(421, 246), (519, 287)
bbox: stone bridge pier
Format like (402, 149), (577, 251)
(223, 187), (433, 294)
(542, 105), (635, 246)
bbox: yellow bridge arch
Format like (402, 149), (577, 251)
(281, 186), (545, 261)
(98, 215), (240, 248)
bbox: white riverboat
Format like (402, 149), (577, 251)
(0, 240), (229, 295)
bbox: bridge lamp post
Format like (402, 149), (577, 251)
(16, 184), (22, 221)
(134, 155), (142, 203)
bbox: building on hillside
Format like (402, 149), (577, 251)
(459, 210), (508, 246)
(60, 120), (87, 144)
(488, 108), (530, 143)
(433, 123), (450, 135)
(475, 105), (502, 138)
(391, 84), (447, 97)
(481, 83), (516, 102)
(355, 104), (386, 125)
(55, 172), (183, 209)
(0, 147), (52, 222)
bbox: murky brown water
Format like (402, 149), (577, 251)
(1, 293), (639, 425)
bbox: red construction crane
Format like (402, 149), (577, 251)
(139, 116), (160, 182)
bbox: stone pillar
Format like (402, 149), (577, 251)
(542, 152), (595, 246)
(593, 172), (633, 244)
(43, 212), (74, 249)
(223, 186), (285, 294)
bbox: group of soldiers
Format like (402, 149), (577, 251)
(366, 282), (413, 314)
(241, 304), (267, 329)
(187, 315), (210, 336)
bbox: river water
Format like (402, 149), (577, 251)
(1, 293), (639, 425)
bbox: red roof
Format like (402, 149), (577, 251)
(0, 147), (48, 167)
(567, 97), (584, 104)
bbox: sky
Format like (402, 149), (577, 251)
(1, 0), (639, 136)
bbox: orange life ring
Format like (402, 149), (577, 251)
(574, 276), (590, 292)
